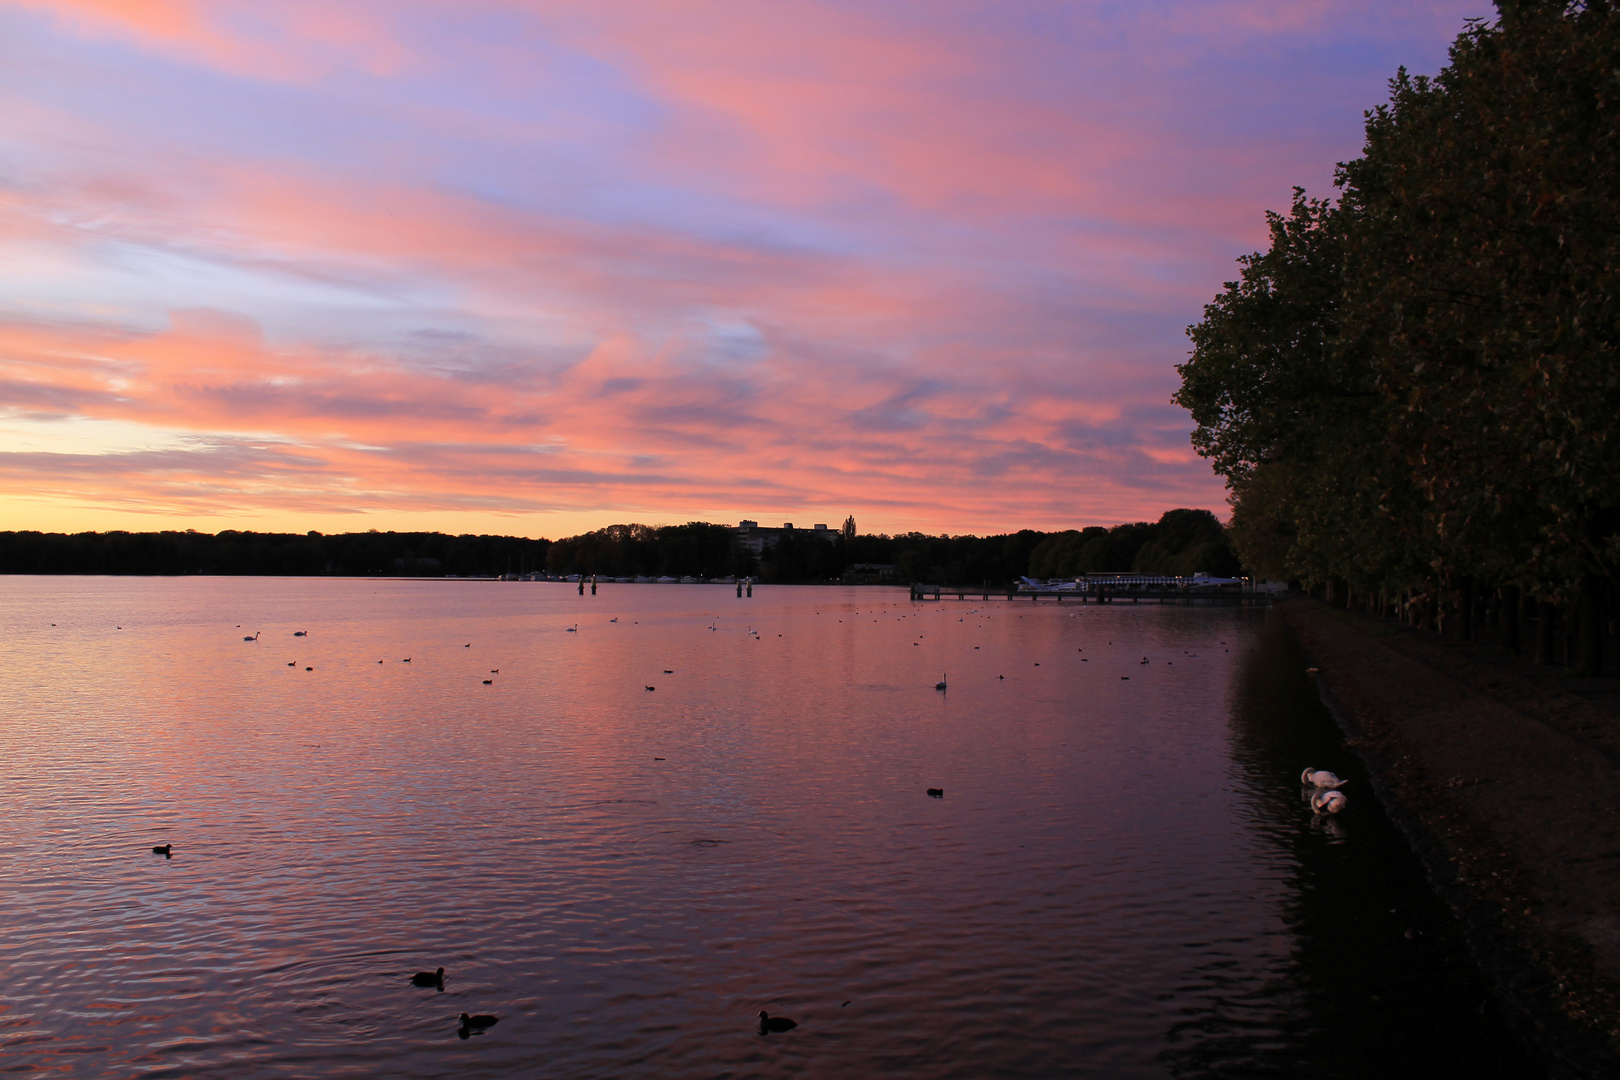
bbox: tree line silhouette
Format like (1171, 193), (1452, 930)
(0, 508), (1237, 585)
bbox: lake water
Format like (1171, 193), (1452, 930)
(0, 578), (1529, 1078)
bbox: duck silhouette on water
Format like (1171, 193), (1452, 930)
(151, 844), (171, 857)
(459, 1013), (499, 1038)
(759, 1010), (797, 1034)
(411, 967), (444, 989)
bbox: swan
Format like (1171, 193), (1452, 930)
(758, 1010), (797, 1033)
(460, 1013), (498, 1030)
(410, 967), (444, 988)
(1312, 789), (1347, 815)
(1301, 769), (1347, 789)
(935, 675), (947, 690)
(243, 632), (259, 641)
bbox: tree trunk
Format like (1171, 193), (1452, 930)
(1499, 584), (1520, 654)
(1458, 576), (1475, 642)
(1535, 600), (1557, 666)
(1576, 574), (1604, 677)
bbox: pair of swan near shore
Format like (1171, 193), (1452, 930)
(1302, 768), (1348, 815)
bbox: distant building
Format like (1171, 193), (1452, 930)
(733, 520), (840, 554)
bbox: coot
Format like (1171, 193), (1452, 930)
(758, 1010), (797, 1034)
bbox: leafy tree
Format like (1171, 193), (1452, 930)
(1338, 0), (1620, 603)
(1176, 0), (1620, 670)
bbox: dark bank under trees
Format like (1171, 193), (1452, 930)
(1175, 0), (1620, 674)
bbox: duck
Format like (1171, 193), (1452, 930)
(151, 844), (172, 856)
(1301, 768), (1347, 789)
(483, 679), (493, 685)
(759, 1010), (797, 1034)
(293, 630), (307, 637)
(926, 788), (943, 798)
(410, 967), (444, 988)
(645, 685), (656, 691)
(1312, 789), (1347, 815)
(460, 1013), (499, 1030)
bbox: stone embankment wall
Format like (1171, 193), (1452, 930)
(1278, 597), (1620, 1078)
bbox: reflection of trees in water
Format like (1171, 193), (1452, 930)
(1159, 610), (1528, 1079)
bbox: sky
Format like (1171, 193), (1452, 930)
(0, 0), (1490, 539)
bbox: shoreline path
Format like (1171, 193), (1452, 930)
(1280, 596), (1620, 1077)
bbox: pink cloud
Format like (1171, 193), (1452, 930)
(9, 0), (412, 80)
(0, 299), (1219, 533)
(0, 0), (1485, 534)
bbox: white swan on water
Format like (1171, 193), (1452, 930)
(1312, 789), (1347, 815)
(1301, 768), (1346, 789)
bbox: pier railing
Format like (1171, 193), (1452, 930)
(909, 582), (1277, 604)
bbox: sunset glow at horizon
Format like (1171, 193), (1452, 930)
(0, 0), (1487, 539)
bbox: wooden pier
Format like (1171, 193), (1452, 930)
(909, 583), (1275, 605)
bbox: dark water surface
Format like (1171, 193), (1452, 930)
(0, 579), (1528, 1078)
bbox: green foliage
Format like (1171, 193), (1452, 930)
(545, 522), (747, 578)
(1340, 1), (1620, 588)
(1175, 190), (1359, 485)
(1026, 510), (1239, 578)
(1178, 0), (1620, 601)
